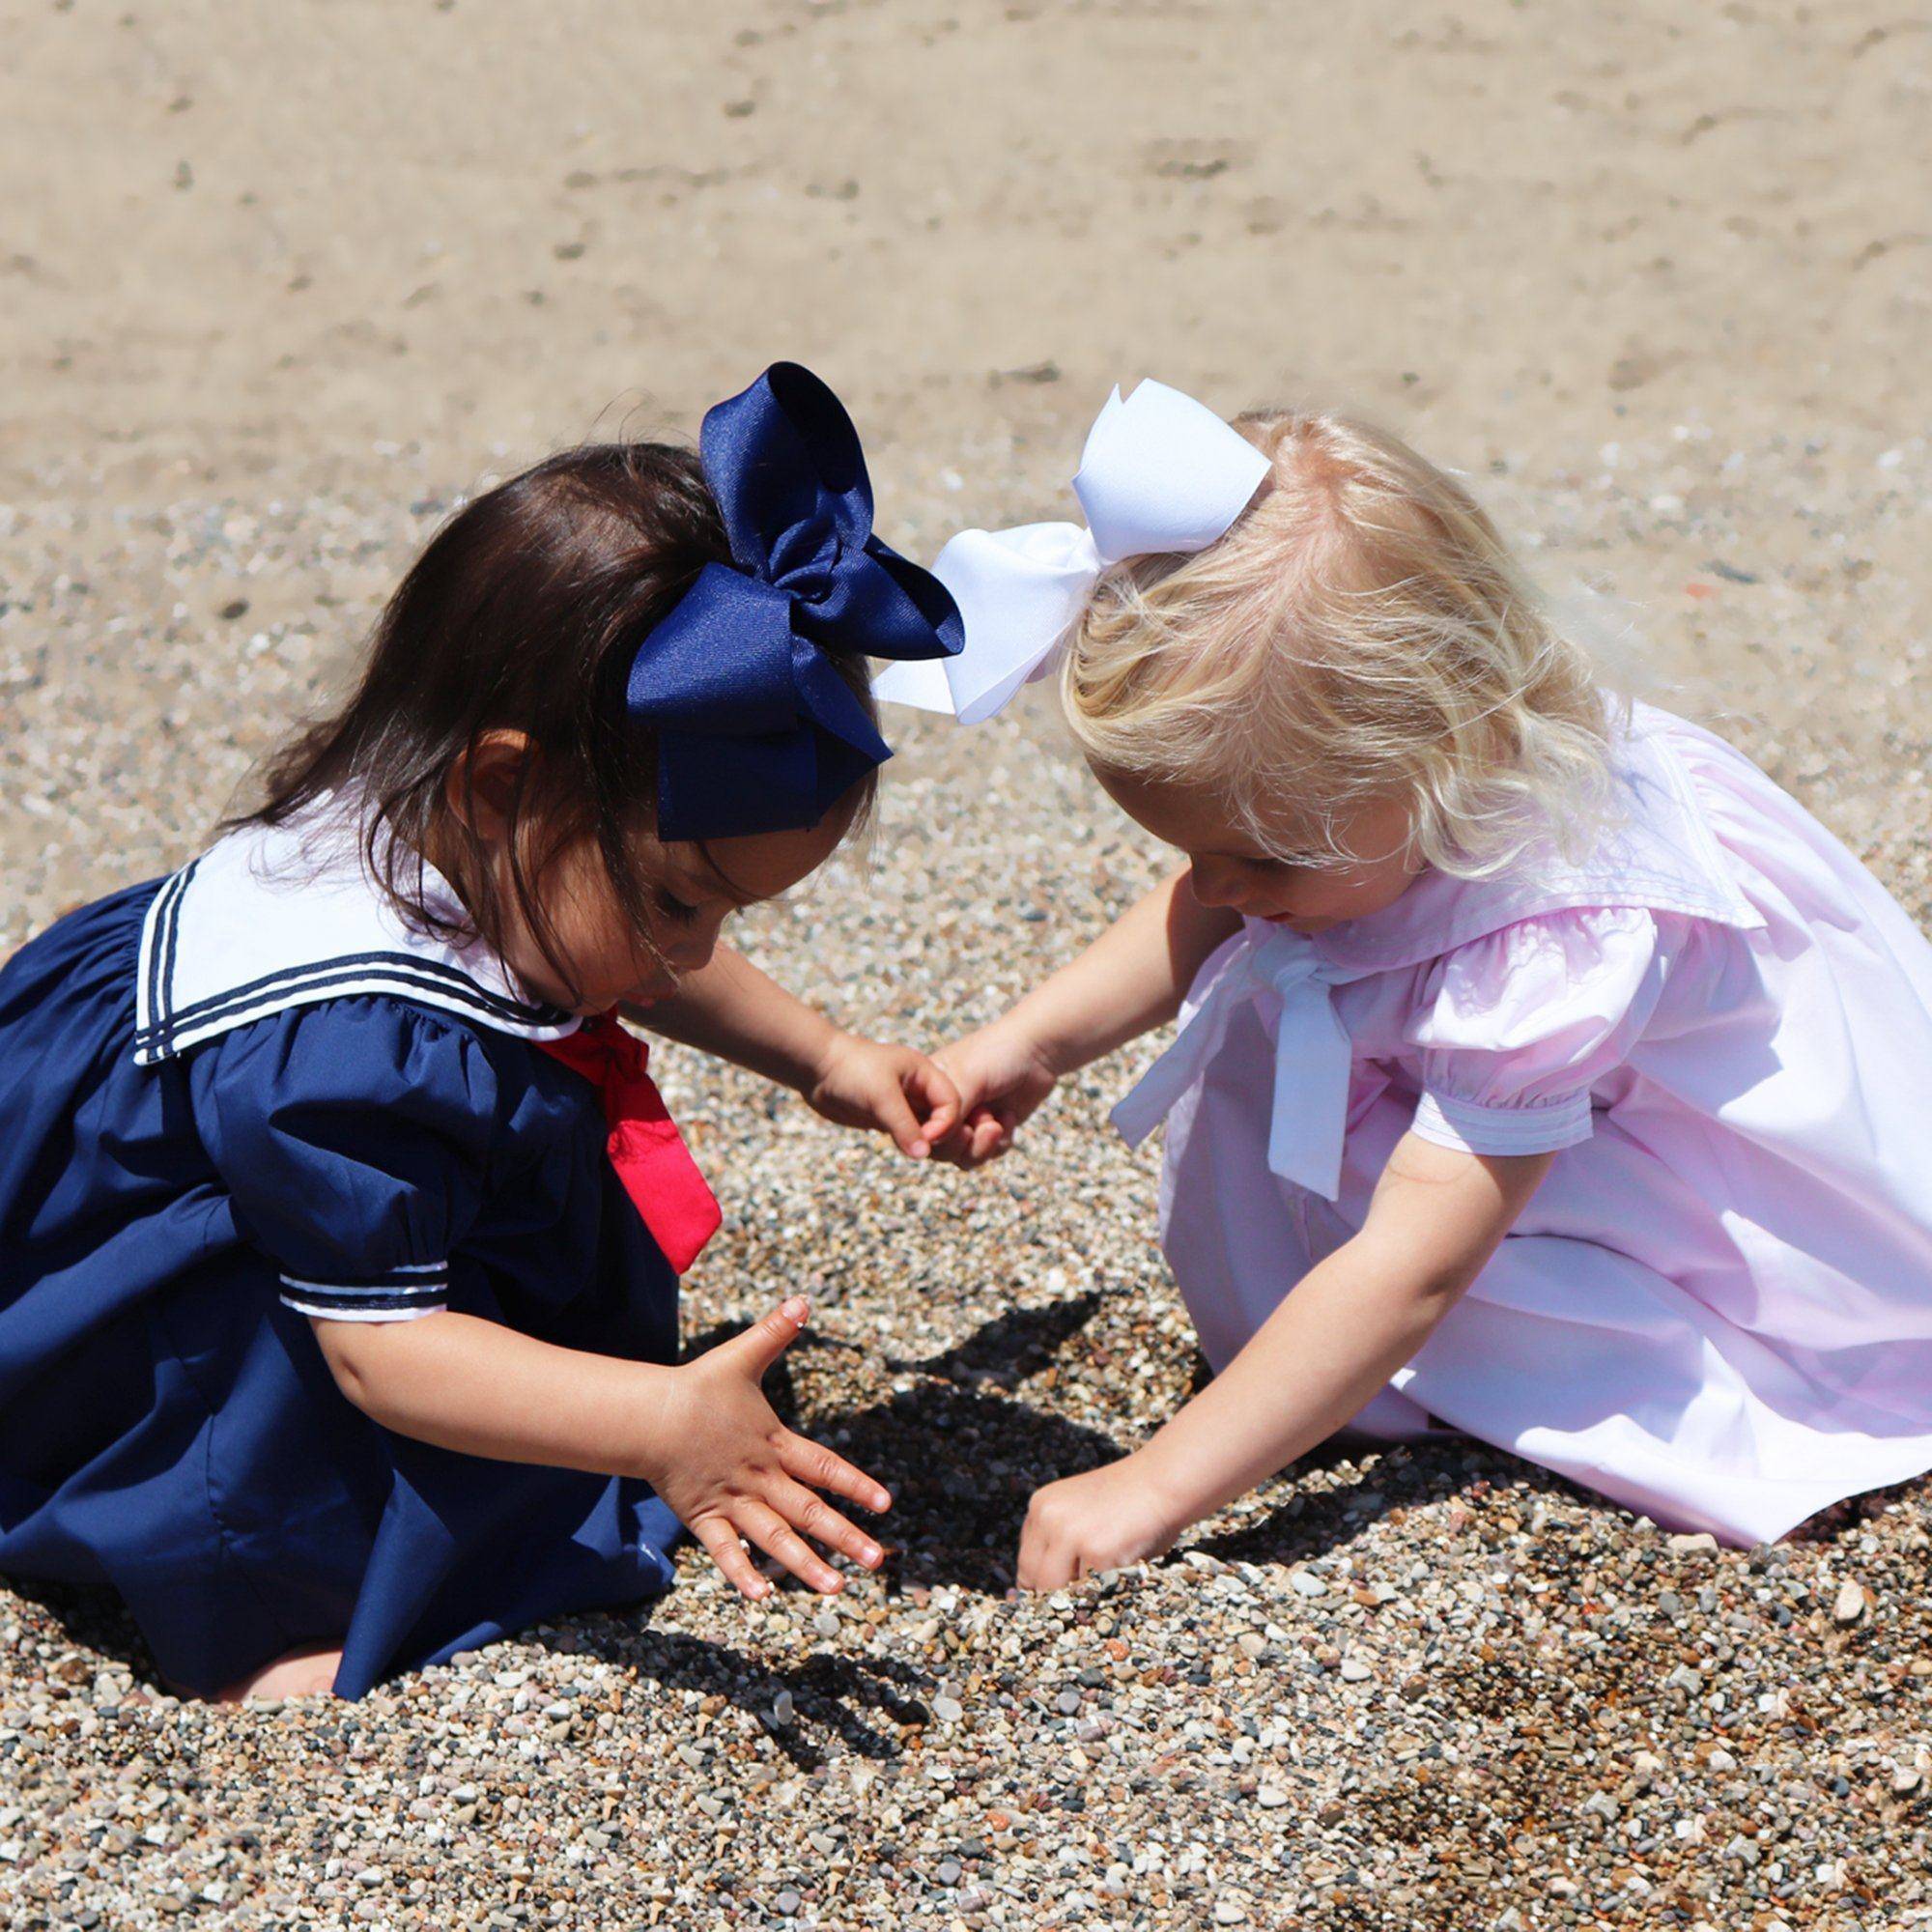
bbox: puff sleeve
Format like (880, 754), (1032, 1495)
(191, 998), (504, 1321)
(1404, 907), (1666, 1158)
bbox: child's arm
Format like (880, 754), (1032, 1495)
(628, 944), (959, 1158)
(1016, 1138), (1553, 1588)
(934, 869), (1241, 1165)
(317, 1296), (888, 1600)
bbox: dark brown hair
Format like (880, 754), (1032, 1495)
(248, 441), (879, 997)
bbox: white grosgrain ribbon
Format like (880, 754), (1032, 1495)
(1111, 930), (1356, 1201)
(874, 380), (1272, 725)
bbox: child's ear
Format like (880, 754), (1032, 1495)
(445, 729), (535, 843)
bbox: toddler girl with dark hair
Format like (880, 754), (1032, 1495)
(0, 364), (961, 1698)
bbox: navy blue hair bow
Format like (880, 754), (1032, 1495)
(624, 362), (962, 841)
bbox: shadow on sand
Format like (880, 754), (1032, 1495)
(531, 1619), (935, 1772)
(690, 1290), (1128, 1594)
(21, 1288), (1813, 1731)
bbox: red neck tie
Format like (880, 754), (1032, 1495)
(536, 1012), (723, 1275)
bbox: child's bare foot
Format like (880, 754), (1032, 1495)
(216, 1644), (343, 1702)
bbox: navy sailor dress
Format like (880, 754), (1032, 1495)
(0, 806), (684, 1697)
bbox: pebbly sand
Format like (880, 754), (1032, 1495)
(2, 4), (1930, 1928)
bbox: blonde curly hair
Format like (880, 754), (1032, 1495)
(1061, 410), (1619, 877)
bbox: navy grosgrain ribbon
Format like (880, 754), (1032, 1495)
(625, 362), (963, 840)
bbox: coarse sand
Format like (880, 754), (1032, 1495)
(2, 5), (1929, 1927)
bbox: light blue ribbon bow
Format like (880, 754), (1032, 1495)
(1111, 930), (1359, 1200)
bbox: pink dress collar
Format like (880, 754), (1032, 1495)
(1115, 704), (1766, 1200)
(1307, 703), (1765, 978)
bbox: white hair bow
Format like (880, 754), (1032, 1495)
(874, 380), (1272, 725)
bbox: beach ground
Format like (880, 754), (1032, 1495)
(2, 4), (1929, 1926)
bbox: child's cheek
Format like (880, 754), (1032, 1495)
(1268, 865), (1414, 927)
(1278, 877), (1356, 921)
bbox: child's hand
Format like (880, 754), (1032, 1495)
(930, 1020), (1061, 1167)
(1017, 1455), (1183, 1590)
(804, 1032), (961, 1159)
(655, 1297), (893, 1600)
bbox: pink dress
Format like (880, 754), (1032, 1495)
(1114, 704), (1932, 1545)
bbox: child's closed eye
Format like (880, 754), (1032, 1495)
(653, 888), (705, 925)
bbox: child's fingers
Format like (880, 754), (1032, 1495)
(724, 1296), (811, 1378)
(1014, 1530), (1045, 1592)
(693, 1516), (771, 1601)
(871, 1076), (929, 1159)
(1016, 1498), (1078, 1592)
(733, 1500), (845, 1594)
(923, 1102), (979, 1160)
(1016, 1532), (1072, 1593)
(928, 1052), (975, 1117)
(778, 1432), (892, 1515)
(928, 1098), (1019, 1168)
(929, 1115), (1006, 1170)
(908, 1059), (962, 1148)
(765, 1477), (884, 1570)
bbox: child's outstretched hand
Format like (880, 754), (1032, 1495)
(804, 1032), (960, 1159)
(657, 1297), (892, 1600)
(1017, 1455), (1181, 1591)
(930, 1020), (1061, 1167)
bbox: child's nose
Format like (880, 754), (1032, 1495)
(1189, 858), (1248, 910)
(664, 929), (719, 974)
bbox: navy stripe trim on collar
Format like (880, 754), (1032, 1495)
(133, 861), (573, 1064)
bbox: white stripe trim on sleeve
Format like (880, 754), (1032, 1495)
(275, 1266), (451, 1320)
(281, 1296), (448, 1324)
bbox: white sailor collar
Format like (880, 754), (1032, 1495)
(132, 799), (581, 1066)
(1304, 702), (1767, 978)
